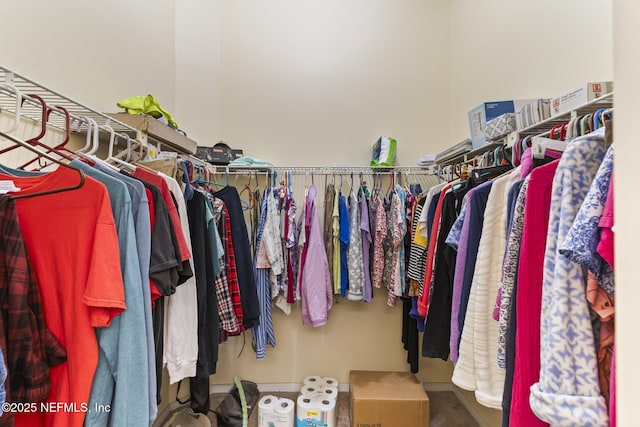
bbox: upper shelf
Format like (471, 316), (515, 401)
(108, 113), (197, 155)
(0, 66), (137, 135)
(0, 66), (198, 155)
(494, 92), (614, 147)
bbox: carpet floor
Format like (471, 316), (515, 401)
(200, 390), (479, 427)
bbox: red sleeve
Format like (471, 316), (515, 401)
(82, 194), (126, 327)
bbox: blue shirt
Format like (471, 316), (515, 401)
(70, 160), (150, 427)
(339, 193), (350, 297)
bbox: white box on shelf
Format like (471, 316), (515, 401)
(549, 82), (614, 116)
(516, 99), (551, 130)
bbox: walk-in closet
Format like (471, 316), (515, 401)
(0, 1), (636, 427)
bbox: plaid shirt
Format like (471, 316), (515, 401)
(213, 200), (244, 336)
(0, 197), (67, 408)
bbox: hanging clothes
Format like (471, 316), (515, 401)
(449, 181), (492, 362)
(285, 192), (299, 304)
(332, 189), (341, 295)
(530, 129), (609, 426)
(338, 193), (350, 298)
(187, 191), (220, 377)
(347, 189), (365, 301)
(299, 185), (333, 327)
(1, 167), (125, 427)
(252, 193), (276, 359)
(359, 188), (373, 302)
(417, 183), (452, 316)
(324, 183), (336, 288)
(422, 189), (458, 360)
(161, 174), (199, 386)
(0, 195), (66, 425)
(452, 168), (520, 409)
(387, 191), (406, 306)
(213, 186), (260, 329)
(509, 161), (558, 427)
(496, 178), (527, 371)
(70, 161), (150, 427)
(370, 193), (386, 289)
(93, 163), (157, 420)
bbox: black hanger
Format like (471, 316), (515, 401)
(471, 164), (513, 183)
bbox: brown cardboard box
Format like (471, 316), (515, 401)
(350, 371), (429, 427)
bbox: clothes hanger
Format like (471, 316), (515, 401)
(0, 81), (22, 134)
(239, 172), (255, 210)
(580, 114), (592, 136)
(18, 105), (77, 170)
(0, 130), (86, 199)
(593, 108), (606, 130)
(0, 95), (57, 158)
(107, 133), (137, 170)
(531, 135), (568, 159)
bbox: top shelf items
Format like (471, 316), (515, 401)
(499, 91), (614, 147)
(0, 66), (197, 155)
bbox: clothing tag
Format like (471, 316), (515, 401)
(0, 180), (20, 194)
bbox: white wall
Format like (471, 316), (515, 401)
(198, 0), (451, 165)
(174, 0), (221, 142)
(613, 1), (638, 425)
(0, 0), (176, 115)
(449, 0), (613, 142)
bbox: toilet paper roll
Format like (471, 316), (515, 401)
(301, 385), (321, 397)
(319, 377), (339, 389)
(259, 396), (295, 427)
(296, 395), (336, 427)
(303, 375), (322, 386)
(316, 387), (338, 400)
(259, 395), (279, 412)
(275, 397), (295, 427)
(318, 398), (337, 427)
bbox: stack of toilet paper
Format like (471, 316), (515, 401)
(258, 395), (295, 427)
(296, 376), (339, 427)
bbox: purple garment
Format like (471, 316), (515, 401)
(360, 190), (373, 302)
(449, 185), (477, 362)
(300, 185), (333, 327)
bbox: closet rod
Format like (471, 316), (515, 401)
(213, 166), (436, 174)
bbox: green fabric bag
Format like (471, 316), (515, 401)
(370, 136), (397, 167)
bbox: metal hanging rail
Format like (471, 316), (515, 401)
(0, 66), (198, 155)
(212, 165), (437, 175)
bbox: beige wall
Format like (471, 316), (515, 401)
(174, 0), (221, 142)
(613, 1), (637, 426)
(0, 0), (176, 115)
(449, 0), (613, 142)
(213, 0), (451, 165)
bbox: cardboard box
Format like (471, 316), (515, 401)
(350, 371), (429, 427)
(549, 81), (614, 116)
(468, 99), (538, 147)
(516, 98), (551, 130)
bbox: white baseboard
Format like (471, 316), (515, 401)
(210, 382), (350, 394)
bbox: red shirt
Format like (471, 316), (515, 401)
(418, 184), (452, 317)
(133, 167), (191, 262)
(510, 160), (558, 427)
(1, 167), (125, 427)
